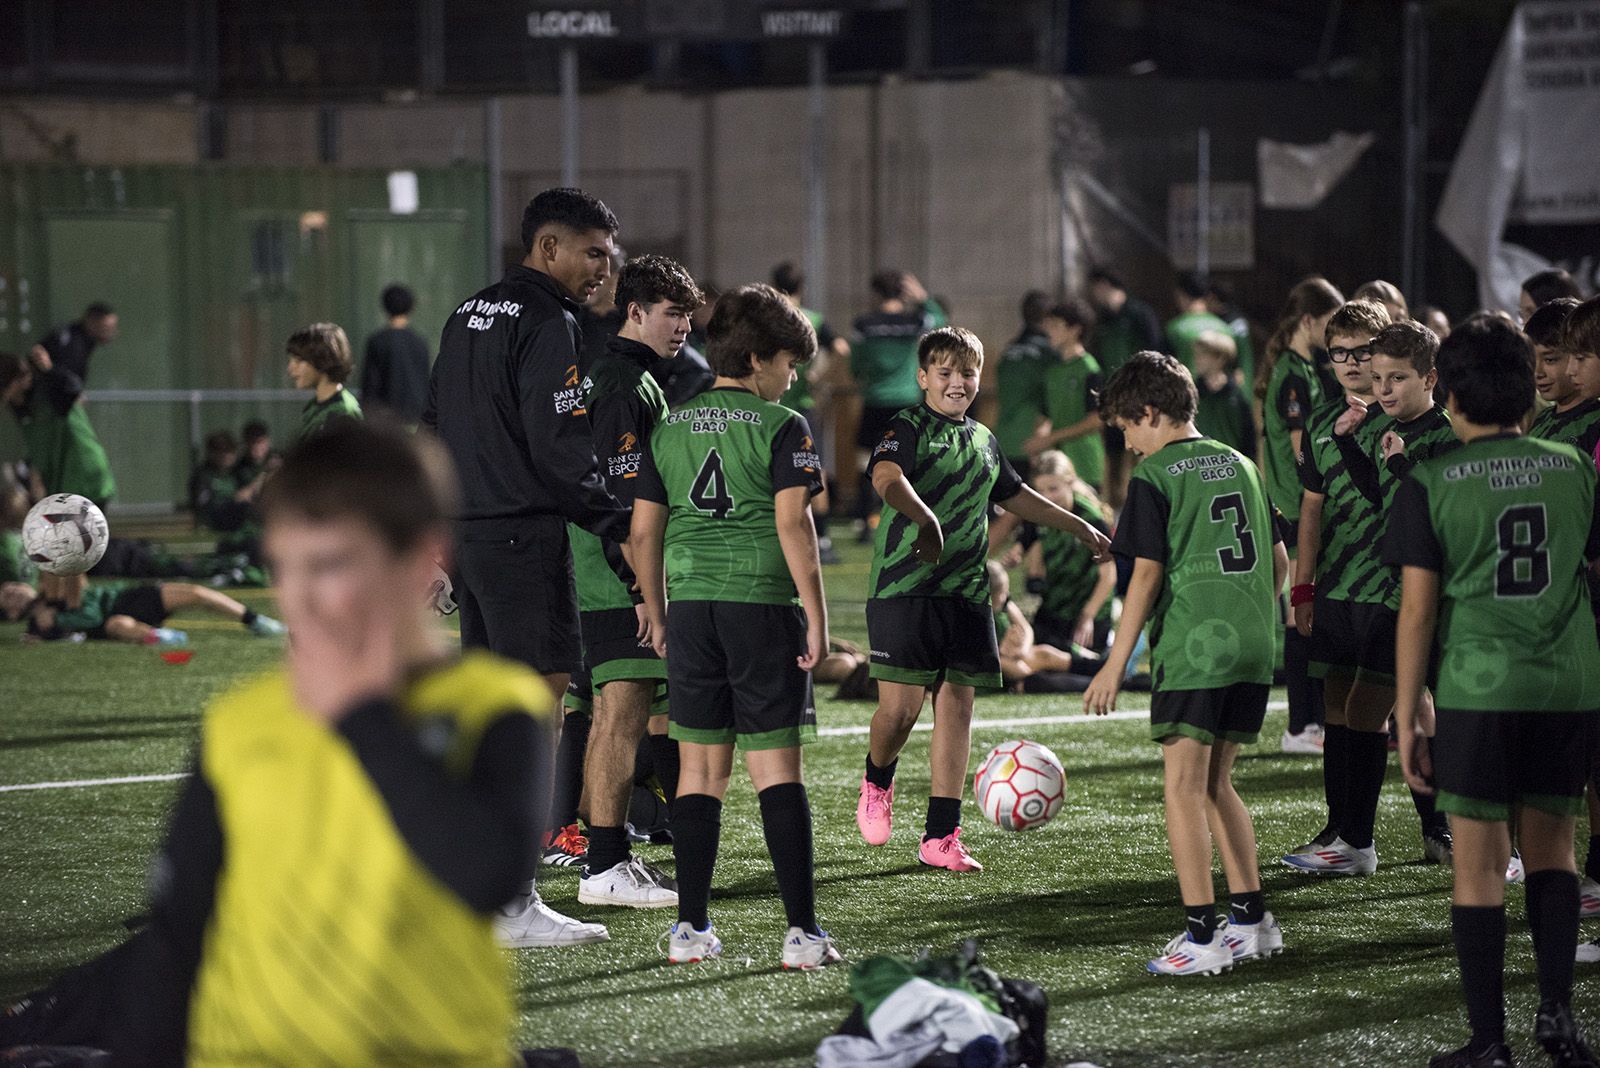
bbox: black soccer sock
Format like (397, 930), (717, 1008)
(238, 607), (258, 627)
(671, 794), (722, 931)
(758, 783), (819, 935)
(647, 733), (680, 808)
(1185, 904), (1218, 944)
(864, 753), (897, 790)
(549, 712), (590, 831)
(1525, 869), (1580, 1005)
(925, 796), (962, 841)
(1410, 780), (1449, 836)
(1282, 629), (1325, 733)
(1586, 835), (1600, 882)
(1451, 904), (1507, 1051)
(1343, 728), (1390, 851)
(585, 825), (630, 876)
(1321, 722), (1351, 841)
(1229, 890), (1265, 926)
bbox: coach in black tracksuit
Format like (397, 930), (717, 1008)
(424, 189), (630, 687)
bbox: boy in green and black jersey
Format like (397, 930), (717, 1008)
(1, 351), (116, 507)
(856, 328), (1110, 874)
(1023, 300), (1106, 492)
(569, 255), (703, 910)
(1525, 298), (1600, 456)
(993, 291), (1055, 481)
(1083, 351), (1289, 977)
(1387, 317), (1600, 1068)
(1025, 449), (1115, 659)
(633, 283), (841, 969)
(286, 323), (363, 442)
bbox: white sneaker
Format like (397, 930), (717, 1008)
(1219, 912), (1284, 963)
(1280, 836), (1377, 876)
(494, 890), (609, 948)
(664, 921), (722, 964)
(781, 927), (843, 970)
(1577, 938), (1600, 964)
(1280, 725), (1325, 755)
(1506, 851), (1526, 885)
(1580, 877), (1600, 918)
(578, 856), (678, 909)
(1146, 930), (1232, 976)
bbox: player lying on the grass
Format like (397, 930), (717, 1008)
(987, 560), (1089, 692)
(1, 575), (284, 644)
(568, 254), (702, 912)
(1023, 449), (1116, 664)
(1386, 316), (1600, 1068)
(857, 327), (1110, 873)
(109, 420), (567, 1065)
(632, 282), (842, 968)
(1083, 351), (1288, 977)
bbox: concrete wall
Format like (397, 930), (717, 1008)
(0, 98), (198, 163)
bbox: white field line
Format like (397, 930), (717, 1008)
(0, 702), (1291, 794)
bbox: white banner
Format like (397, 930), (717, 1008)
(1436, 1), (1600, 312)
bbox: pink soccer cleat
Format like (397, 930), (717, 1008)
(857, 777), (894, 846)
(918, 827), (983, 872)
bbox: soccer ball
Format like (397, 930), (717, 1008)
(1185, 618), (1241, 674)
(22, 493), (109, 576)
(975, 739), (1065, 832)
(1445, 638), (1509, 696)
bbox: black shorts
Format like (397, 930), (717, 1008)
(90, 584), (168, 639)
(856, 404), (903, 450)
(1307, 597), (1395, 681)
(1150, 681), (1270, 746)
(580, 607), (668, 687)
(1032, 611), (1111, 657)
(564, 659), (668, 716)
(454, 515), (579, 676)
(1433, 709), (1597, 821)
(866, 596), (1002, 689)
(667, 600), (816, 750)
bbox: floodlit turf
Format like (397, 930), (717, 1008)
(2, 544), (1597, 1067)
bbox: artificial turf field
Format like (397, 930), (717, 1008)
(3, 537), (1597, 1067)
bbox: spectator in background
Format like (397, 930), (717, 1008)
(286, 323), (362, 442)
(360, 284), (431, 424)
(686, 280), (719, 354)
(0, 350), (115, 507)
(1415, 305), (1452, 340)
(994, 291), (1054, 482)
(232, 420), (279, 488)
(31, 302), (118, 386)
(579, 245), (627, 369)
(1353, 279), (1409, 323)
(1087, 266), (1163, 509)
(1204, 279), (1256, 384)
(1191, 330), (1257, 459)
(850, 270), (946, 536)
(773, 261), (848, 563)
(1520, 267), (1584, 325)
(1166, 271), (1231, 372)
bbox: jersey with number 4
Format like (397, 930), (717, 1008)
(634, 387), (822, 604)
(1112, 437), (1280, 691)
(1385, 434), (1600, 711)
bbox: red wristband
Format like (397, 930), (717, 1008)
(1289, 583), (1316, 607)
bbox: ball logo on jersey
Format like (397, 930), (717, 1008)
(609, 431), (643, 479)
(1446, 638), (1510, 697)
(1185, 618), (1242, 674)
(554, 364), (586, 416)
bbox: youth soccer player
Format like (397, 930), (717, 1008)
(1165, 271), (1231, 371)
(1192, 330), (1257, 460)
(856, 327), (1110, 872)
(1526, 298), (1600, 454)
(286, 323), (362, 441)
(3, 575), (283, 643)
(1084, 351), (1288, 976)
(1258, 277), (1344, 754)
(1023, 300), (1106, 492)
(1, 351), (116, 507)
(632, 283), (840, 968)
(109, 421), (554, 1065)
(1025, 449), (1115, 659)
(1387, 316), (1600, 1068)
(570, 254), (702, 909)
(994, 291), (1055, 480)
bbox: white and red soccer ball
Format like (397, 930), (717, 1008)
(22, 493), (109, 576)
(975, 739), (1066, 832)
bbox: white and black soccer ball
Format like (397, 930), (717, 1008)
(22, 493), (110, 576)
(975, 738), (1066, 832)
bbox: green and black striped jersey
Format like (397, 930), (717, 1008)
(1529, 398), (1600, 458)
(1262, 350), (1337, 522)
(1036, 492), (1113, 625)
(868, 403), (1024, 605)
(1298, 400), (1388, 603)
(1385, 434), (1600, 711)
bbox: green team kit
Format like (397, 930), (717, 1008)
(1033, 492), (1112, 640)
(1529, 397), (1600, 457)
(993, 329), (1053, 466)
(1044, 354), (1106, 486)
(297, 388), (362, 441)
(1112, 438), (1280, 743)
(1263, 352), (1336, 526)
(635, 386), (822, 748)
(1386, 435), (1600, 819)
(1165, 310), (1231, 371)
(866, 403), (1024, 689)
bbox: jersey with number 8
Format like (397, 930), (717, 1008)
(1113, 437), (1280, 691)
(634, 386), (822, 605)
(1386, 435), (1600, 711)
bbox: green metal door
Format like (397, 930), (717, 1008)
(348, 213), (473, 367)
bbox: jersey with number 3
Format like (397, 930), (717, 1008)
(634, 386), (822, 604)
(1112, 437), (1280, 691)
(1385, 434), (1600, 711)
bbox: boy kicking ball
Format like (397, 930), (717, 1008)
(2, 575), (284, 644)
(857, 327), (1109, 872)
(1083, 351), (1287, 976)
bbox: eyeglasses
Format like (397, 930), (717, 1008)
(1328, 343), (1375, 364)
